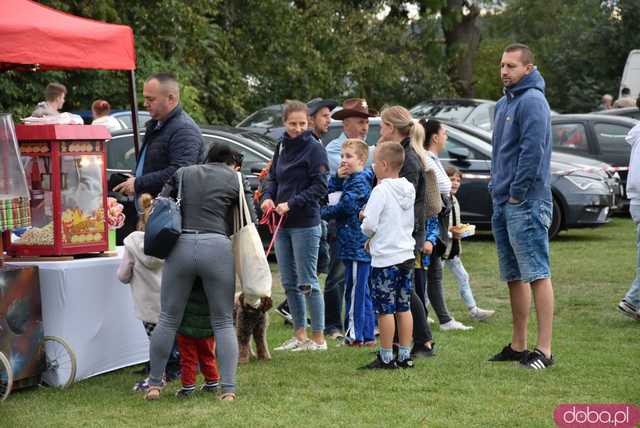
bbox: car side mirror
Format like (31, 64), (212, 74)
(250, 162), (268, 174)
(448, 147), (471, 161)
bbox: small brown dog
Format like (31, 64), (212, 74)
(234, 293), (272, 364)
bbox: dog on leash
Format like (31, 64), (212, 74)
(234, 293), (272, 364)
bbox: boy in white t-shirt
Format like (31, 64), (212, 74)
(360, 141), (416, 369)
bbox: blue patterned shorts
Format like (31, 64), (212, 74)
(370, 263), (414, 315)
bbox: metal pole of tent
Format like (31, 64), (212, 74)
(127, 70), (140, 158)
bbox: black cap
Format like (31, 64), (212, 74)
(307, 98), (339, 116)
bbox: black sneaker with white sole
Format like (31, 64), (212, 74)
(489, 343), (529, 363)
(359, 353), (398, 370)
(520, 349), (554, 370)
(396, 358), (415, 369)
(275, 301), (293, 322)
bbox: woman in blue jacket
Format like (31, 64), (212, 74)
(261, 100), (329, 352)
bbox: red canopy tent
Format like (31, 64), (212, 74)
(0, 0), (141, 154)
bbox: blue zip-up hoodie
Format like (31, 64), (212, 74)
(321, 171), (372, 263)
(489, 69), (552, 204)
(262, 130), (329, 228)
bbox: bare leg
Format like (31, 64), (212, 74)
(531, 278), (554, 358)
(311, 330), (325, 344)
(378, 314), (395, 349)
(396, 311), (413, 349)
(508, 280), (530, 352)
(294, 327), (307, 342)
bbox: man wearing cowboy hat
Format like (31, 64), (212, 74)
(307, 98), (339, 142)
(325, 98), (376, 175)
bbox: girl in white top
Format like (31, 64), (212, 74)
(91, 99), (124, 133)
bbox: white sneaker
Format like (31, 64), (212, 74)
(274, 337), (302, 351)
(440, 319), (473, 331)
(290, 339), (328, 352)
(469, 307), (495, 321)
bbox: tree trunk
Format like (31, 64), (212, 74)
(441, 0), (481, 97)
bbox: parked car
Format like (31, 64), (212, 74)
(325, 117), (616, 238)
(439, 121), (625, 212)
(106, 126), (275, 246)
(75, 110), (152, 129)
(592, 107), (640, 120)
(409, 98), (497, 131)
(111, 110), (152, 129)
(551, 113), (638, 208)
(236, 104), (283, 129)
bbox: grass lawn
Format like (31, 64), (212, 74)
(2, 218), (639, 427)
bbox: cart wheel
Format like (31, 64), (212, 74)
(41, 336), (77, 389)
(0, 351), (13, 401)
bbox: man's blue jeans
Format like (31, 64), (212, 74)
(492, 199), (552, 284)
(274, 225), (325, 332)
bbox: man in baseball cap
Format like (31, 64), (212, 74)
(307, 98), (339, 143)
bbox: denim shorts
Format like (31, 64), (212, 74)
(491, 199), (552, 284)
(370, 264), (413, 315)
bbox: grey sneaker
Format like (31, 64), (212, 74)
(617, 299), (640, 321)
(290, 339), (328, 352)
(274, 337), (302, 351)
(440, 319), (473, 331)
(469, 307), (495, 321)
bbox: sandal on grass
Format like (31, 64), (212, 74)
(219, 392), (236, 401)
(145, 385), (163, 400)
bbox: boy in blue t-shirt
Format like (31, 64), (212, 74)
(321, 139), (375, 346)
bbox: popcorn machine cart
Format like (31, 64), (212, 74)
(3, 125), (111, 257)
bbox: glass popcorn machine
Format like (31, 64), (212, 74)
(4, 124), (111, 257)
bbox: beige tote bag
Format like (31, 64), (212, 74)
(232, 173), (272, 300)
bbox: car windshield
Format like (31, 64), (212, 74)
(410, 103), (475, 121)
(113, 112), (151, 129)
(237, 107), (283, 128)
(235, 131), (278, 149)
(444, 126), (493, 157)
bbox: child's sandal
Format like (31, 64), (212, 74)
(145, 385), (163, 400)
(219, 392), (236, 401)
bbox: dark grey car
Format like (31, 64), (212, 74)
(551, 114), (638, 208)
(324, 117), (616, 239)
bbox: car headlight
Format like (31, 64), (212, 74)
(564, 175), (607, 191)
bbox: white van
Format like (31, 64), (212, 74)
(620, 50), (640, 99)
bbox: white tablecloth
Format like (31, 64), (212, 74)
(8, 248), (149, 385)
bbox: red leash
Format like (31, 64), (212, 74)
(259, 207), (285, 257)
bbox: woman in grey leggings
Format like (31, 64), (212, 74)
(146, 144), (254, 400)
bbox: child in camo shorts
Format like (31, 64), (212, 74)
(360, 141), (416, 369)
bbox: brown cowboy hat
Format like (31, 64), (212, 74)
(331, 98), (377, 120)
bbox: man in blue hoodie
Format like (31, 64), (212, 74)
(488, 44), (555, 370)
